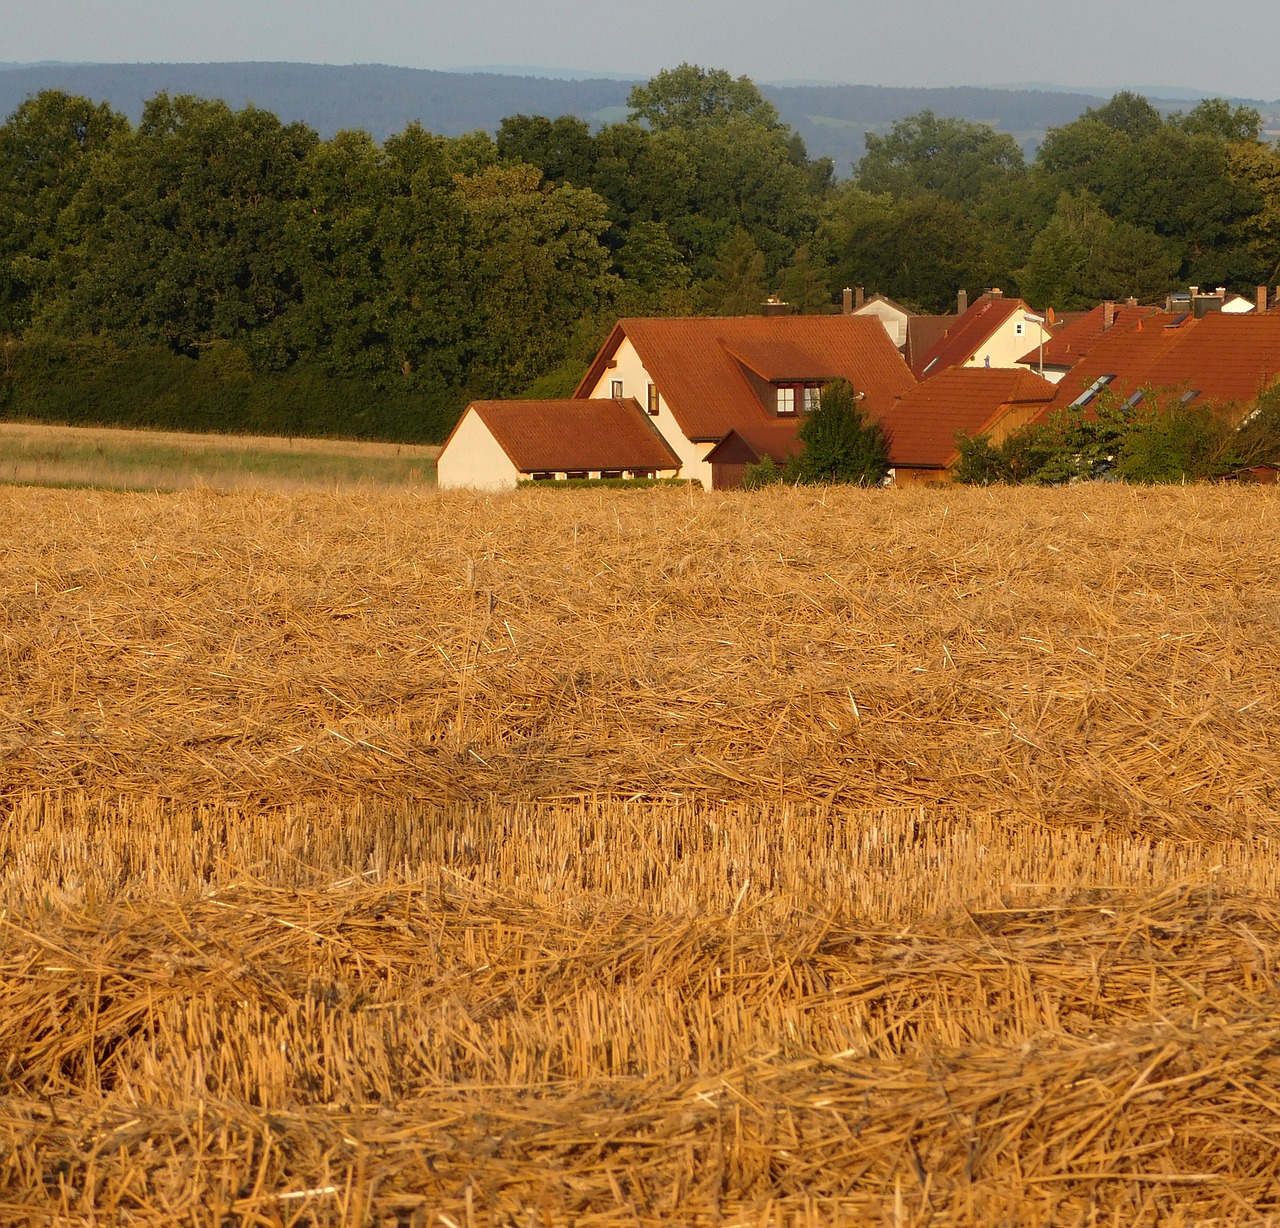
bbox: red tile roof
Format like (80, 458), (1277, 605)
(576, 316), (916, 442)
(882, 368), (1057, 468)
(905, 315), (954, 371)
(1035, 312), (1280, 422)
(913, 296), (1026, 378)
(462, 399), (681, 472)
(1016, 303), (1163, 370)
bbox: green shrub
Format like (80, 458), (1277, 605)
(0, 337), (464, 443)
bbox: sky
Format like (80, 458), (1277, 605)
(4, 0), (1278, 100)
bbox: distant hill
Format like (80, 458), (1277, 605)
(1, 62), (1275, 174)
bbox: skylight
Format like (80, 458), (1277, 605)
(1071, 374), (1115, 408)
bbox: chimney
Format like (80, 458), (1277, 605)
(1102, 300), (1116, 331)
(1215, 287), (1227, 298)
(1258, 286), (1269, 313)
(855, 286), (865, 311)
(1189, 285), (1199, 300)
(842, 287), (854, 315)
(989, 286), (1004, 299)
(957, 288), (969, 315)
(1165, 294), (1174, 312)
(1126, 296), (1138, 307)
(761, 295), (789, 318)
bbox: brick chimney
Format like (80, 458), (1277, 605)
(842, 287), (853, 314)
(1102, 300), (1116, 331)
(1126, 296), (1138, 307)
(957, 288), (969, 314)
(855, 286), (865, 310)
(1259, 286), (1269, 313)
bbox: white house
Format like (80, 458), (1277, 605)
(436, 398), (680, 490)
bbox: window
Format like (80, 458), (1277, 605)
(565, 470), (587, 480)
(776, 386), (796, 415)
(1071, 374), (1115, 408)
(1015, 322), (1025, 336)
(1180, 388), (1201, 405)
(601, 469), (622, 479)
(611, 379), (623, 399)
(1123, 390), (1145, 409)
(531, 472), (554, 481)
(646, 383), (659, 415)
(803, 386), (821, 413)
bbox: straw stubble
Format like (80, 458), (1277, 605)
(1, 482), (1279, 1224)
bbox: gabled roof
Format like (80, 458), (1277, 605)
(883, 367), (1057, 469)
(576, 316), (915, 442)
(459, 399), (681, 472)
(905, 315), (954, 372)
(853, 293), (915, 319)
(913, 296), (1026, 378)
(704, 420), (806, 466)
(1016, 303), (1163, 370)
(1035, 312), (1280, 422)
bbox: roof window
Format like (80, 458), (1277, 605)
(1071, 374), (1115, 408)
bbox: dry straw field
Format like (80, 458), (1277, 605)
(2, 481), (1280, 1225)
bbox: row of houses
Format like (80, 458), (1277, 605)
(437, 286), (1280, 490)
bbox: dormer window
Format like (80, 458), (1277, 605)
(776, 387), (796, 415)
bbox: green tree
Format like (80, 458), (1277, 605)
(627, 63), (781, 132)
(42, 94), (317, 354)
(787, 378), (889, 485)
(824, 188), (993, 314)
(455, 164), (618, 394)
(699, 227), (767, 314)
(1172, 98), (1263, 142)
(778, 245), (833, 314)
(0, 91), (129, 333)
(857, 111), (1025, 203)
(1019, 190), (1179, 308)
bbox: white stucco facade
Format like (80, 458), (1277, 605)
(853, 299), (909, 348)
(436, 407), (521, 490)
(580, 336), (711, 488)
(962, 312), (1053, 371)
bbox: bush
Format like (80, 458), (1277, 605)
(0, 337), (465, 443)
(785, 379), (890, 486)
(953, 386), (1280, 486)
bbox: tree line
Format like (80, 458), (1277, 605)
(2, 66), (1278, 441)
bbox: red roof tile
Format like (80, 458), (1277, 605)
(913, 297), (1026, 378)
(1036, 312), (1280, 423)
(463, 399), (681, 472)
(882, 368), (1057, 468)
(1016, 303), (1163, 370)
(576, 316), (915, 442)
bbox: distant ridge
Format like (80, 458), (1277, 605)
(1, 62), (1274, 172)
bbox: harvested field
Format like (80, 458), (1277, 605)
(2, 483), (1280, 1224)
(0, 421), (439, 492)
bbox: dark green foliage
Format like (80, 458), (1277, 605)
(742, 453), (783, 489)
(700, 229), (768, 315)
(857, 110), (1025, 203)
(954, 385), (1280, 486)
(5, 75), (1280, 449)
(742, 382), (888, 487)
(627, 64), (782, 132)
(0, 338), (454, 442)
(788, 379), (890, 485)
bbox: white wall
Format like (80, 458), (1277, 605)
(964, 312), (1052, 370)
(582, 336), (711, 488)
(436, 408), (521, 491)
(854, 301), (908, 347)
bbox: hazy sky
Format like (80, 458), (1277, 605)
(6, 0), (1278, 99)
